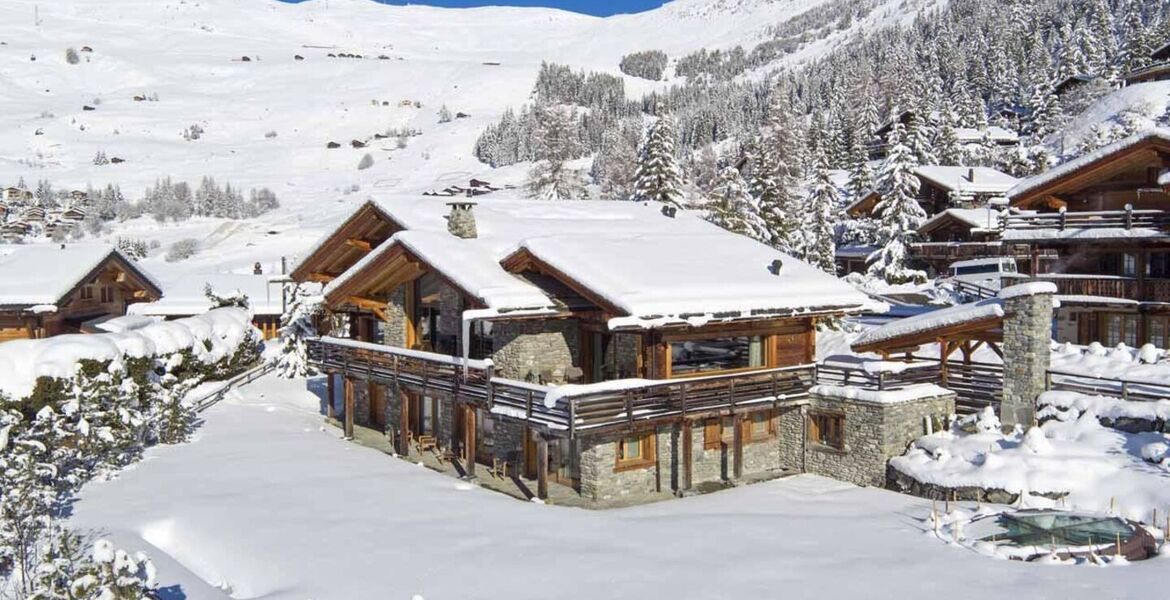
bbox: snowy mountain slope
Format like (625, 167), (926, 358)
(0, 0), (902, 285)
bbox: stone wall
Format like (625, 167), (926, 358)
(490, 319), (580, 382)
(605, 334), (641, 379)
(378, 287), (408, 347)
(1001, 289), (1054, 427)
(437, 284), (463, 350)
(802, 390), (955, 488)
(578, 427), (671, 501)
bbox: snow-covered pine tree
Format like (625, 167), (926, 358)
(1028, 83), (1063, 141)
(866, 122), (927, 285)
(846, 133), (875, 202)
(631, 105), (685, 208)
(590, 120), (640, 201)
(705, 166), (767, 242)
(935, 108), (963, 166)
(905, 111), (937, 166)
(204, 283), (249, 309)
(803, 152), (839, 275)
(150, 353), (201, 445)
(526, 103), (587, 201)
(273, 283), (324, 379)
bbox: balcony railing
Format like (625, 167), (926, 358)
(909, 242), (1056, 261)
(308, 337), (817, 437)
(1001, 209), (1170, 237)
(1001, 273), (1170, 303)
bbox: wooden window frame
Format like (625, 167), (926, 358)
(614, 432), (656, 472)
(80, 285), (94, 301)
(100, 286), (114, 304)
(666, 334), (771, 379)
(703, 412), (776, 450)
(808, 411), (846, 452)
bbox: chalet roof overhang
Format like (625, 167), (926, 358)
(845, 189), (881, 218)
(323, 241), (487, 313)
(851, 314), (1004, 355)
(60, 250), (163, 307)
(1008, 131), (1170, 209)
(290, 201), (406, 284)
(499, 247), (623, 317)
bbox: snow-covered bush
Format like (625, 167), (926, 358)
(65, 48), (80, 65)
(164, 238), (199, 262)
(272, 284), (323, 378)
(30, 531), (157, 600)
(438, 105), (452, 123)
(357, 153), (375, 170)
(115, 238), (148, 260)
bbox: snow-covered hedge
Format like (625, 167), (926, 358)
(0, 307), (261, 403)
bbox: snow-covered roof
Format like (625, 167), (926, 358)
(322, 196), (878, 328)
(918, 207), (1002, 233)
(914, 166), (1018, 195)
(1008, 128), (1170, 202)
(1159, 169), (1170, 187)
(852, 298), (1005, 350)
(130, 272), (285, 317)
(953, 126), (1018, 144)
(0, 243), (161, 308)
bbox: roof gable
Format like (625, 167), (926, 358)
(0, 244), (162, 308)
(290, 201), (404, 283)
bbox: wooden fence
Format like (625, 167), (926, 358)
(1046, 369), (1170, 404)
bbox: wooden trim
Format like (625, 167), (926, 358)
(291, 201), (404, 281)
(345, 238), (373, 252)
(405, 279), (419, 349)
(499, 247), (623, 315)
(1010, 139), (1170, 208)
(850, 315), (1005, 354)
(613, 432), (656, 472)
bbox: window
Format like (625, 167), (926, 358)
(1101, 313), (1138, 347)
(703, 412), (776, 450)
(808, 412), (845, 451)
(670, 336), (765, 376)
(1148, 316), (1170, 349)
(80, 285), (94, 301)
(100, 286), (114, 303)
(1101, 253), (1138, 277)
(614, 433), (655, 471)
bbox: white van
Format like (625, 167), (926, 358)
(948, 257), (1018, 279)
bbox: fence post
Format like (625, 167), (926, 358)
(485, 363), (495, 409)
(878, 371), (886, 391)
(1058, 210), (1066, 231)
(1122, 380), (1130, 401)
(1124, 204), (1133, 230)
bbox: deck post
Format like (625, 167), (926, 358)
(535, 432), (548, 500)
(343, 376), (355, 440)
(732, 413), (743, 480)
(465, 407), (477, 478)
(399, 392), (411, 456)
(682, 421), (693, 492)
(326, 373), (336, 419)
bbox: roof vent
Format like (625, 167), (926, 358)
(660, 205), (677, 218)
(768, 259), (783, 275)
(446, 201), (478, 239)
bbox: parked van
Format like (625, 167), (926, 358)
(948, 257), (1018, 279)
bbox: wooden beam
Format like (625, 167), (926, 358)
(307, 272), (336, 283)
(346, 295), (388, 311)
(732, 413), (743, 480)
(535, 432), (548, 500)
(465, 406), (477, 478)
(682, 421), (693, 491)
(399, 391), (411, 456)
(326, 374), (336, 419)
(345, 238), (373, 252)
(343, 377), (355, 439)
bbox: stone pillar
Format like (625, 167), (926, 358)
(1000, 283), (1056, 428)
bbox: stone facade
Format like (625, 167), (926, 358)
(1001, 290), (1054, 427)
(578, 427), (671, 501)
(377, 287), (408, 347)
(605, 334), (641, 379)
(802, 389), (955, 488)
(490, 319), (580, 382)
(446, 202), (478, 239)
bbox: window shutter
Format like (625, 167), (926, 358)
(703, 419), (721, 450)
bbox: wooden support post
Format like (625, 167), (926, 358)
(430, 396), (439, 441)
(465, 407), (477, 478)
(343, 377), (355, 440)
(682, 421), (693, 491)
(326, 373), (336, 419)
(732, 413), (743, 480)
(535, 433), (548, 500)
(399, 392), (411, 456)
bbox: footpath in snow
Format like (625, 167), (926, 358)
(69, 375), (1170, 600)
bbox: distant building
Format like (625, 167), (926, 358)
(128, 272), (286, 339)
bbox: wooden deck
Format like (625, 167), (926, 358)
(308, 337), (817, 437)
(1001, 208), (1170, 237)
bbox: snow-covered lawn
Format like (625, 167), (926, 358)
(67, 374), (1170, 599)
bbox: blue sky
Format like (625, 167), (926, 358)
(279, 0), (668, 17)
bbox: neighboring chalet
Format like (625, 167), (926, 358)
(295, 197), (924, 504)
(847, 166), (1018, 218)
(996, 128), (1170, 346)
(1122, 41), (1170, 86)
(128, 273), (286, 339)
(0, 243), (161, 341)
(868, 110), (1018, 159)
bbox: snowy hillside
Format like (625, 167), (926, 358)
(0, 0), (911, 285)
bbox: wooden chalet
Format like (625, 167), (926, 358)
(0, 243), (162, 341)
(127, 273), (286, 339)
(846, 166), (1017, 218)
(296, 197), (874, 501)
(1123, 41), (1170, 86)
(996, 128), (1170, 346)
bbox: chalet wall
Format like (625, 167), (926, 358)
(490, 319), (580, 382)
(578, 426), (671, 501)
(378, 287), (408, 347)
(802, 391), (954, 488)
(437, 284), (462, 346)
(605, 333), (640, 379)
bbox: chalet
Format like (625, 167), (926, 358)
(2, 187), (31, 202)
(294, 197), (927, 503)
(20, 207), (46, 222)
(58, 207), (87, 222)
(869, 110), (1018, 159)
(846, 166), (1018, 218)
(1123, 41), (1170, 86)
(1, 222), (31, 242)
(128, 273), (286, 339)
(998, 128), (1170, 346)
(0, 243), (161, 341)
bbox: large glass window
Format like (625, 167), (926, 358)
(1149, 316), (1169, 349)
(1102, 313), (1138, 347)
(670, 336), (764, 376)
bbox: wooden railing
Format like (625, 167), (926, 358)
(816, 361), (940, 390)
(1001, 208), (1170, 235)
(909, 242), (1054, 261)
(308, 337), (817, 436)
(1001, 273), (1170, 302)
(941, 361), (1004, 413)
(1046, 369), (1170, 404)
(951, 278), (1000, 301)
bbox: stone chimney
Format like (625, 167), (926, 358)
(999, 282), (1057, 427)
(966, 167), (975, 183)
(446, 201), (477, 239)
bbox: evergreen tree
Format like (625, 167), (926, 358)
(705, 166), (767, 242)
(866, 123), (927, 284)
(273, 284), (324, 379)
(631, 106), (684, 208)
(590, 120), (640, 201)
(846, 134), (875, 202)
(935, 108), (964, 166)
(526, 103), (587, 201)
(803, 152), (839, 274)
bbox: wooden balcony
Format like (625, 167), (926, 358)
(909, 242), (1055, 262)
(308, 337), (817, 437)
(1002, 274), (1170, 303)
(1000, 209), (1170, 239)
